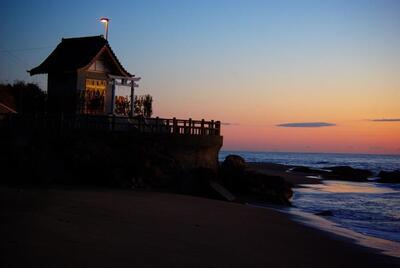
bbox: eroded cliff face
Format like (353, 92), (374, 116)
(0, 129), (223, 188)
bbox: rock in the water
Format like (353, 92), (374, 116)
(376, 170), (400, 183)
(324, 166), (373, 181)
(315, 210), (333, 216)
(291, 166), (325, 174)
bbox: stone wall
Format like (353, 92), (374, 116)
(0, 129), (223, 187)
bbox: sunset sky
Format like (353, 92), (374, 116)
(0, 0), (399, 154)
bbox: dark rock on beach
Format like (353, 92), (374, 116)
(323, 166), (373, 181)
(376, 170), (400, 183)
(179, 167), (219, 198)
(219, 155), (293, 205)
(220, 154), (247, 173)
(288, 164), (373, 182)
(243, 170), (293, 205)
(291, 166), (327, 174)
(315, 210), (333, 216)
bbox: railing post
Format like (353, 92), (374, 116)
(166, 119), (170, 133)
(201, 119), (205, 135)
(156, 116), (159, 133)
(173, 117), (177, 134)
(188, 118), (192, 135)
(210, 120), (214, 135)
(216, 121), (221, 135)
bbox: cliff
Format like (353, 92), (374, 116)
(0, 128), (223, 188)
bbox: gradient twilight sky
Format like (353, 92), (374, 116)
(1, 0), (399, 154)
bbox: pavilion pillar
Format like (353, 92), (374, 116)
(110, 79), (116, 115)
(130, 80), (135, 117)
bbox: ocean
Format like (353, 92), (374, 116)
(220, 151), (400, 257)
(219, 151), (400, 172)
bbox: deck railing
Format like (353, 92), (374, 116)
(0, 113), (221, 136)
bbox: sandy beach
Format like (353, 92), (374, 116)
(1, 186), (398, 268)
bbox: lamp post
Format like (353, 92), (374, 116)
(100, 17), (110, 40)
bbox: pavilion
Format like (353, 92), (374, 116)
(29, 35), (140, 116)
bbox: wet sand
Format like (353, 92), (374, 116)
(1, 187), (398, 267)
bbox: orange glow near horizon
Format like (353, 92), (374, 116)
(220, 120), (400, 154)
(151, 69), (400, 155)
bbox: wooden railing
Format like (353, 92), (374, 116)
(0, 113), (221, 136)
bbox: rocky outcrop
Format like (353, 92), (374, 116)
(220, 154), (247, 173)
(219, 155), (293, 205)
(323, 166), (373, 181)
(291, 166), (325, 174)
(290, 165), (373, 182)
(376, 170), (400, 183)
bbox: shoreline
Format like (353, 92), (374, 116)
(249, 202), (400, 258)
(246, 161), (400, 258)
(286, 207), (400, 258)
(1, 186), (398, 267)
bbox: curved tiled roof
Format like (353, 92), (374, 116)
(28, 35), (132, 77)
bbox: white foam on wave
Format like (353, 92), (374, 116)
(286, 207), (400, 258)
(249, 203), (400, 258)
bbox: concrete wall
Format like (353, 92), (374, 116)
(140, 133), (223, 171)
(0, 128), (223, 186)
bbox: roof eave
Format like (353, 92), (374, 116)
(28, 69), (44, 76)
(78, 44), (133, 77)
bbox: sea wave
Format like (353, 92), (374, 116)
(219, 151), (400, 172)
(288, 181), (400, 257)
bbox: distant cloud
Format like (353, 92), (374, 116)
(221, 122), (240, 126)
(369, 146), (383, 150)
(369, 118), (400, 122)
(276, 122), (336, 128)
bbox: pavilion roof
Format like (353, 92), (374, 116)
(28, 35), (132, 77)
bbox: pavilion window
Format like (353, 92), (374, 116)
(114, 83), (132, 116)
(82, 79), (106, 114)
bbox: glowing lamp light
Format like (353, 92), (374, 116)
(100, 17), (109, 23)
(100, 17), (110, 40)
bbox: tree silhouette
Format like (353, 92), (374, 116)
(134, 94), (153, 117)
(143, 94), (153, 118)
(0, 81), (47, 113)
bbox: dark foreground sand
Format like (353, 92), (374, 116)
(1, 187), (398, 268)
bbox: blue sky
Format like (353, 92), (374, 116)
(2, 0), (399, 90)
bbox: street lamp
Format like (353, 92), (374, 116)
(100, 17), (110, 40)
